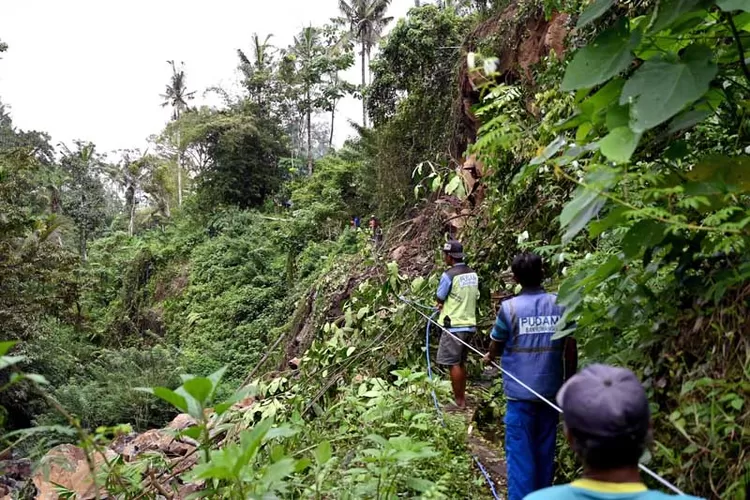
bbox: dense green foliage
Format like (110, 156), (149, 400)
(2, 1), (749, 498)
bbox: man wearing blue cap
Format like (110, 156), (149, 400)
(526, 364), (702, 499)
(483, 252), (577, 500)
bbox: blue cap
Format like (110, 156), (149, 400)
(443, 240), (464, 259)
(557, 364), (650, 439)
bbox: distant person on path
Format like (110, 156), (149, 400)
(436, 240), (479, 410)
(369, 215), (383, 245)
(483, 252), (577, 500)
(526, 364), (703, 500)
(352, 216), (361, 229)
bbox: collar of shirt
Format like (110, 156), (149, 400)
(520, 286), (546, 295)
(571, 479), (647, 494)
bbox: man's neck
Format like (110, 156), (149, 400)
(583, 466), (643, 484)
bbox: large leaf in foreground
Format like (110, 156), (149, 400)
(562, 20), (640, 91)
(649, 0), (704, 33)
(599, 127), (642, 163)
(620, 45), (717, 133)
(577, 0), (616, 28)
(716, 0), (749, 13)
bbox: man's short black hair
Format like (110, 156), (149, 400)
(569, 427), (650, 470)
(511, 252), (543, 287)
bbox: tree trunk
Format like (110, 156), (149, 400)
(177, 126), (183, 207)
(361, 41), (367, 128)
(329, 103), (336, 150)
(306, 87), (313, 176)
(127, 187), (136, 237)
(80, 191), (87, 261)
(80, 227), (87, 262)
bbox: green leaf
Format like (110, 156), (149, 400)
(265, 425), (298, 442)
(560, 167), (620, 243)
(207, 366), (227, 399)
(622, 220), (667, 259)
(589, 205), (629, 237)
(649, 0), (704, 33)
(580, 78), (626, 121)
(561, 191), (606, 243)
(236, 419), (274, 475)
(214, 386), (255, 416)
(136, 387), (189, 413)
(180, 426), (203, 440)
(260, 458), (297, 485)
(0, 355), (25, 370)
(621, 45), (717, 133)
(0, 341), (17, 356)
(314, 440), (333, 466)
(530, 136), (566, 165)
(24, 373), (49, 385)
(685, 155), (750, 193)
(561, 20), (640, 91)
(668, 108), (713, 133)
(606, 104), (630, 130)
(182, 377), (213, 405)
(445, 175), (463, 196)
(599, 127), (642, 163)
(577, 0), (617, 28)
(431, 175), (442, 192)
(406, 477), (439, 492)
(357, 306), (370, 320)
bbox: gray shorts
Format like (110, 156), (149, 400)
(437, 330), (469, 366)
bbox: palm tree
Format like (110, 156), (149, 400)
(160, 60), (195, 208)
(238, 33), (275, 111)
(338, 0), (393, 127)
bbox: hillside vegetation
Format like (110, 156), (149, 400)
(1, 0), (749, 498)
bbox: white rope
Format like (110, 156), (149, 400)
(400, 297), (688, 496)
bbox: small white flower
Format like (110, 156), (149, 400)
(467, 52), (477, 70)
(517, 230), (530, 244)
(483, 57), (498, 74)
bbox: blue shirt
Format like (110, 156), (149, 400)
(436, 267), (476, 333)
(525, 480), (703, 500)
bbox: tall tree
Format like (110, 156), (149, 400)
(238, 34), (275, 113)
(321, 24), (356, 148)
(106, 150), (152, 236)
(291, 26), (327, 175)
(338, 0), (393, 127)
(59, 141), (108, 260)
(160, 61), (195, 208)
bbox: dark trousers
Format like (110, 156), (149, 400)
(504, 400), (559, 500)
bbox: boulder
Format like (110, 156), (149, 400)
(32, 444), (116, 500)
(167, 413), (197, 431)
(390, 245), (407, 262)
(122, 429), (195, 462)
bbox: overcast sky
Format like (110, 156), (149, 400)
(0, 0), (414, 154)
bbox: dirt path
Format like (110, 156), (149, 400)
(462, 383), (507, 498)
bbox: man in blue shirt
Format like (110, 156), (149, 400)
(436, 240), (479, 410)
(526, 364), (702, 500)
(483, 252), (577, 500)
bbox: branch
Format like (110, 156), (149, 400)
(726, 13), (750, 85)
